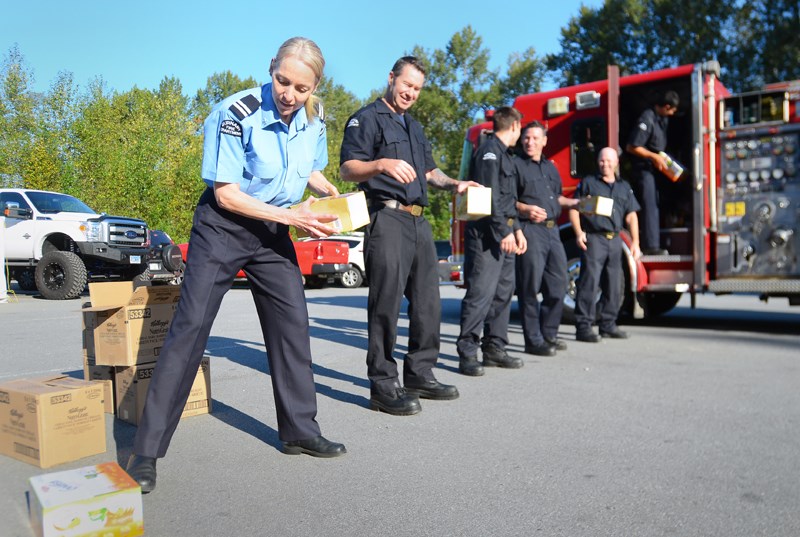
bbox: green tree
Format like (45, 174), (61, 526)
(191, 71), (260, 123)
(0, 45), (36, 186)
(314, 76), (362, 195)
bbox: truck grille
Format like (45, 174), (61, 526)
(108, 222), (147, 246)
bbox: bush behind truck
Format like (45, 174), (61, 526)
(1, 189), (182, 299)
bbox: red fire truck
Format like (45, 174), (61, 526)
(454, 62), (800, 318)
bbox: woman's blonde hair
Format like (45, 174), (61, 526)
(273, 37), (325, 122)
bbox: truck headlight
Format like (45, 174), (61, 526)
(84, 221), (104, 242)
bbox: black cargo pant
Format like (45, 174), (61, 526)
(134, 189), (320, 458)
(516, 221), (567, 347)
(574, 232), (623, 333)
(456, 220), (515, 358)
(364, 206), (441, 390)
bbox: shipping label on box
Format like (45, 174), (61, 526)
(115, 357), (211, 425)
(83, 356), (115, 414)
(293, 191), (370, 237)
(578, 195), (614, 217)
(28, 461), (144, 537)
(0, 376), (106, 468)
(455, 187), (492, 221)
(84, 282), (181, 367)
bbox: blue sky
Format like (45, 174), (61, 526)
(2, 0), (601, 100)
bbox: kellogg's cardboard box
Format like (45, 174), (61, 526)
(294, 191), (370, 237)
(115, 357), (211, 425)
(83, 356), (115, 415)
(455, 187), (492, 221)
(84, 282), (181, 367)
(0, 376), (106, 468)
(28, 461), (144, 537)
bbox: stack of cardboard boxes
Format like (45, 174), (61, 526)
(2, 281), (212, 468)
(82, 281), (211, 426)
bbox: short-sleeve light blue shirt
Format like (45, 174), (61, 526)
(201, 83), (328, 207)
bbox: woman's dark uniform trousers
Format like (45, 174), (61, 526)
(340, 98), (459, 416)
(515, 155), (569, 357)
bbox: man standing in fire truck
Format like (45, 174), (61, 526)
(569, 147), (641, 342)
(515, 121), (579, 356)
(625, 90), (679, 256)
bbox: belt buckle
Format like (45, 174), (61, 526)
(546, 220), (555, 229)
(410, 205), (423, 217)
(507, 218), (514, 227)
(604, 232), (614, 239)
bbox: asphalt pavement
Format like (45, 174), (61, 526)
(1, 283), (799, 536)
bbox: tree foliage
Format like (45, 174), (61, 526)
(2, 12), (798, 243)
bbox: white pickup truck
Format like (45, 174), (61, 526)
(1, 188), (154, 299)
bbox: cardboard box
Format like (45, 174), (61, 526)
(658, 151), (684, 182)
(578, 195), (614, 217)
(294, 191), (370, 237)
(28, 461), (144, 537)
(84, 282), (181, 367)
(455, 187), (491, 221)
(83, 356), (115, 415)
(115, 357), (211, 425)
(0, 376), (106, 468)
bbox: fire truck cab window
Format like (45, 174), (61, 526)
(570, 119), (607, 178)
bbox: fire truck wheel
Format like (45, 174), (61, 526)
(639, 291), (682, 317)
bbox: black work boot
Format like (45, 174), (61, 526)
(370, 380), (422, 416)
(482, 344), (524, 369)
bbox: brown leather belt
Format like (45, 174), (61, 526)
(373, 199), (424, 217)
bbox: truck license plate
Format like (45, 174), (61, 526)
(130, 255), (141, 264)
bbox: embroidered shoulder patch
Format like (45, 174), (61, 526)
(347, 118), (359, 128)
(638, 122), (647, 130)
(482, 152), (497, 161)
(229, 94), (261, 120)
(220, 120), (242, 137)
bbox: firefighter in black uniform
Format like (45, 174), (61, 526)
(515, 121), (579, 356)
(625, 90), (679, 255)
(125, 38), (347, 494)
(569, 147), (641, 342)
(340, 56), (478, 415)
(456, 107), (527, 376)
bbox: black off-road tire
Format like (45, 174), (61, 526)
(35, 251), (88, 300)
(15, 268), (37, 291)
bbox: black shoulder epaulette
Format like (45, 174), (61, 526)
(229, 94), (261, 120)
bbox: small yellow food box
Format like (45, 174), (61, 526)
(659, 151), (684, 182)
(455, 187), (492, 221)
(578, 195), (614, 218)
(294, 191), (370, 237)
(28, 461), (144, 537)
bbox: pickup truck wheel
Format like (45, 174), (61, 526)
(35, 251), (88, 300)
(340, 267), (363, 288)
(15, 268), (37, 291)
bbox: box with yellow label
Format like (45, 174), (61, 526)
(294, 191), (370, 237)
(115, 357), (211, 425)
(578, 195), (614, 217)
(28, 462), (144, 537)
(83, 282), (181, 367)
(455, 187), (492, 221)
(0, 376), (106, 468)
